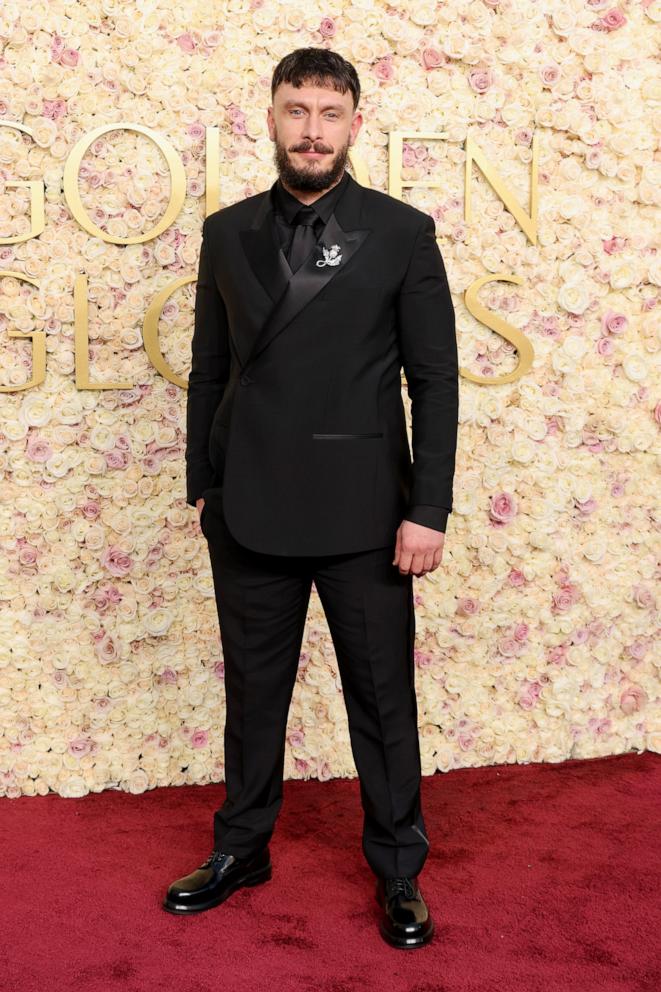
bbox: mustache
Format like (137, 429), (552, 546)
(291, 141), (333, 154)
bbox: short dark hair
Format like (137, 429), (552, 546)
(271, 47), (361, 111)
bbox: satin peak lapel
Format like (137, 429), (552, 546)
(239, 176), (371, 368)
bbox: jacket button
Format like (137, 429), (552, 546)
(240, 374), (251, 386)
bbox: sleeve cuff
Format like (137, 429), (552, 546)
(404, 504), (450, 533)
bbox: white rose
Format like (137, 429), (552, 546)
(622, 354), (647, 382)
(557, 282), (591, 315)
(609, 262), (636, 290)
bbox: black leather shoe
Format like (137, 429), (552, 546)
(162, 847), (272, 915)
(375, 875), (434, 948)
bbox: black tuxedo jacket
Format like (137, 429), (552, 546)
(186, 170), (458, 556)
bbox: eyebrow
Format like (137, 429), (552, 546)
(283, 99), (345, 111)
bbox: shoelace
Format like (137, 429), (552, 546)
(199, 850), (231, 870)
(386, 876), (417, 900)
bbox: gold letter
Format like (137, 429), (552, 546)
(63, 123), (186, 244)
(0, 271), (45, 391)
(465, 133), (539, 245)
(143, 275), (195, 388)
(74, 273), (132, 389)
(463, 274), (533, 384)
(0, 122), (45, 244)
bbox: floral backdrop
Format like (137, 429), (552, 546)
(0, 0), (659, 799)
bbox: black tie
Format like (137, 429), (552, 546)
(288, 205), (321, 273)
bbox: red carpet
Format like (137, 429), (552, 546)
(1, 751), (659, 992)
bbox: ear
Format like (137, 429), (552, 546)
(350, 111), (363, 144)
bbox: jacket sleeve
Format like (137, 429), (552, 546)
(397, 213), (459, 524)
(185, 216), (231, 507)
(404, 503), (450, 533)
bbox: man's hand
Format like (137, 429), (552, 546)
(196, 497), (205, 520)
(393, 519), (445, 576)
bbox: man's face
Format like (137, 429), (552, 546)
(267, 81), (362, 193)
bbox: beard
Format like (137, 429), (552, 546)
(272, 128), (350, 193)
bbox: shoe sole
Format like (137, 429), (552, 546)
(378, 917), (435, 948)
(162, 862), (272, 915)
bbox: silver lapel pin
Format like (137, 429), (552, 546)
(316, 244), (342, 268)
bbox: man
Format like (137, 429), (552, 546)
(163, 47), (459, 950)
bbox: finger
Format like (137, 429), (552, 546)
(398, 550), (413, 575)
(393, 529), (402, 565)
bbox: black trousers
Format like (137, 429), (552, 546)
(200, 482), (430, 879)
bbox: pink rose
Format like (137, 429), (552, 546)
(176, 33), (196, 53)
(620, 685), (647, 714)
(633, 585), (655, 609)
(597, 337), (614, 356)
(60, 47), (80, 67)
(402, 143), (418, 167)
(468, 68), (494, 94)
(101, 545), (133, 577)
(105, 449), (130, 469)
(160, 668), (178, 685)
(26, 437), (53, 462)
(508, 569), (526, 586)
(191, 729), (209, 748)
(519, 683), (542, 709)
(513, 623), (529, 642)
(95, 633), (119, 665)
(601, 8), (627, 30)
(18, 544), (38, 567)
(68, 736), (95, 758)
(414, 650), (433, 669)
(42, 99), (67, 120)
(489, 491), (517, 524)
(422, 47), (444, 70)
(288, 729), (306, 747)
(456, 597), (479, 615)
(602, 235), (626, 254)
(497, 636), (520, 658)
(319, 17), (336, 38)
(626, 639), (648, 662)
(317, 759), (333, 781)
(539, 65), (560, 87)
(552, 583), (580, 611)
(601, 310), (628, 334)
(653, 402), (661, 425)
(548, 645), (568, 666)
(374, 58), (395, 82)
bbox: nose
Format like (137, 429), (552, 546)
(301, 113), (324, 143)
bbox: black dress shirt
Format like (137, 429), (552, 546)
(271, 170), (450, 535)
